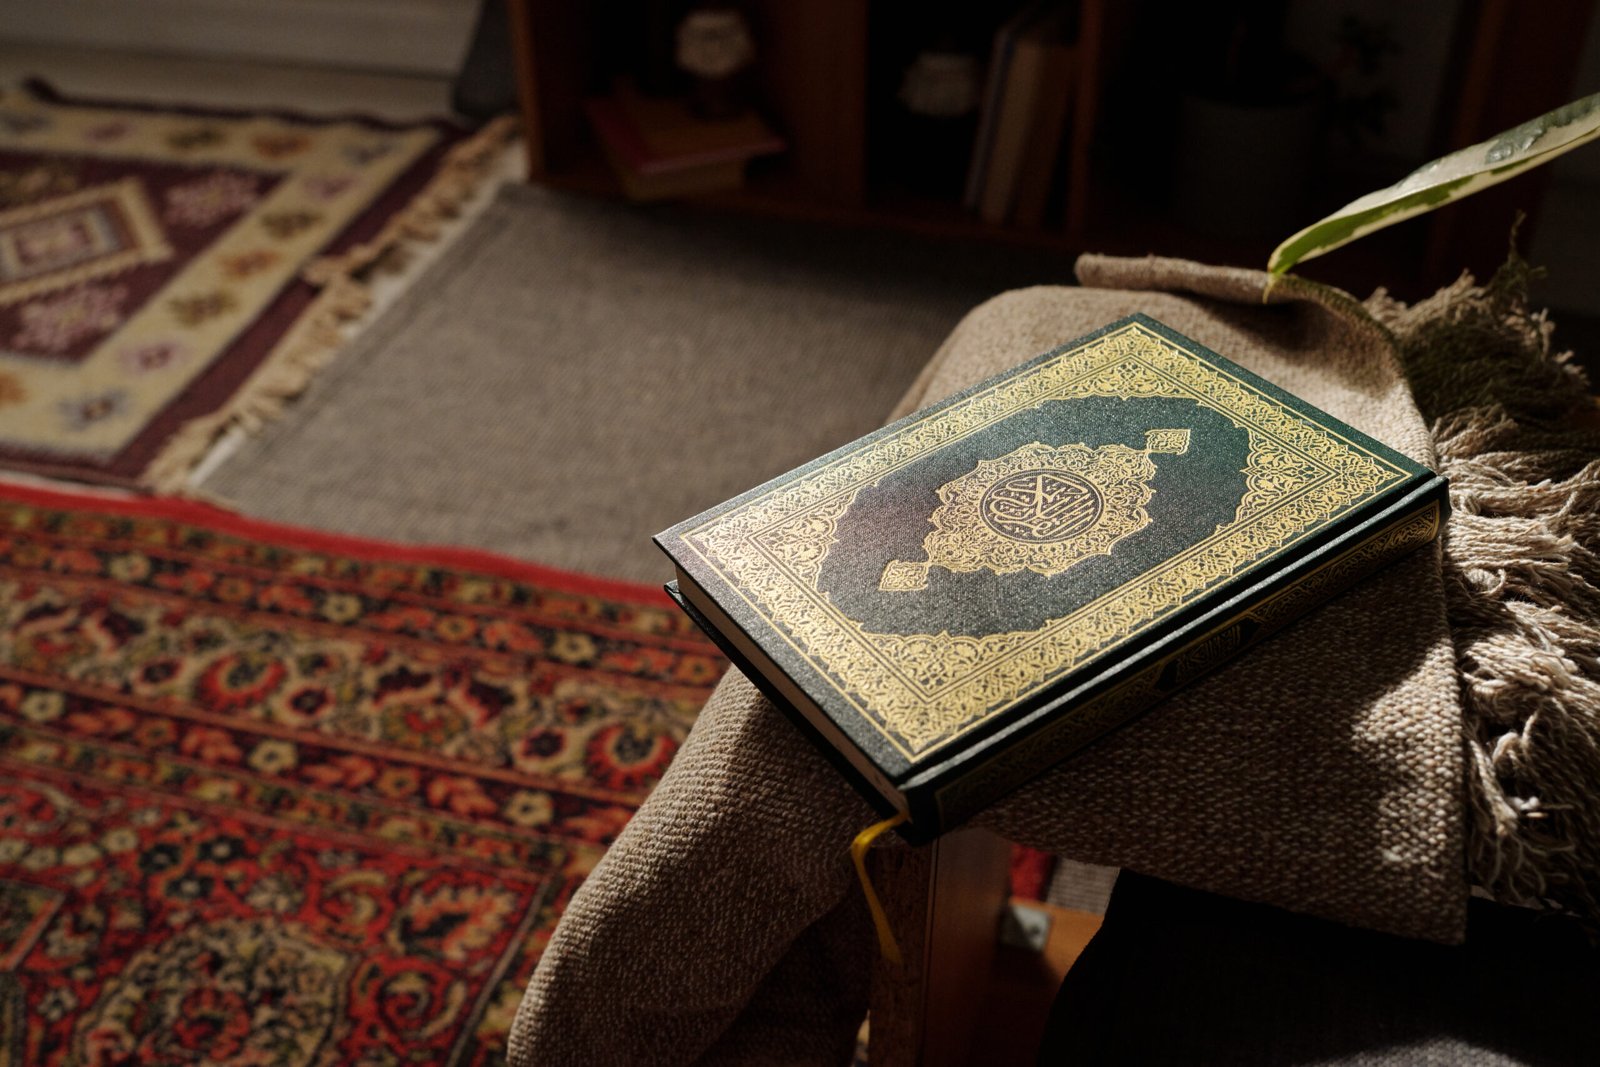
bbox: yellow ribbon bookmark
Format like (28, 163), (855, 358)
(850, 811), (909, 967)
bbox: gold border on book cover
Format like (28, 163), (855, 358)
(931, 499), (1441, 825)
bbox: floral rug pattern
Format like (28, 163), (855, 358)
(0, 82), (475, 486)
(0, 482), (725, 1064)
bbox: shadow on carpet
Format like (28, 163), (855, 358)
(204, 183), (1077, 584)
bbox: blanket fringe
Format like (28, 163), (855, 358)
(1368, 255), (1600, 926)
(145, 115), (520, 494)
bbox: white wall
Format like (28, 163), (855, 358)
(0, 0), (481, 77)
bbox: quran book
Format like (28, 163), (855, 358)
(656, 315), (1448, 841)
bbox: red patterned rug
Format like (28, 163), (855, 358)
(0, 81), (511, 489)
(0, 482), (725, 1064)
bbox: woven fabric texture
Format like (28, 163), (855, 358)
(509, 256), (1469, 1065)
(1369, 260), (1600, 925)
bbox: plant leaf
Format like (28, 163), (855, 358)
(1269, 92), (1600, 277)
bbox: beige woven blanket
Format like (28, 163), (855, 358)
(509, 254), (1600, 1065)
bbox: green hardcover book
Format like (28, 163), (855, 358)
(656, 315), (1447, 841)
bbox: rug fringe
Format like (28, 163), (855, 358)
(1369, 256), (1600, 926)
(145, 115), (520, 494)
(301, 115), (520, 286)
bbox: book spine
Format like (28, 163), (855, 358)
(963, 16), (1020, 210)
(663, 581), (906, 822)
(964, 2), (1050, 210)
(978, 35), (1050, 224)
(915, 478), (1449, 834)
(1063, 0), (1104, 232)
(1011, 42), (1076, 227)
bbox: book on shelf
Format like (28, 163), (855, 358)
(1010, 29), (1077, 228)
(655, 316), (1448, 842)
(962, 2), (1078, 225)
(1064, 0), (1109, 233)
(963, 3), (1043, 211)
(977, 2), (1077, 224)
(585, 82), (785, 202)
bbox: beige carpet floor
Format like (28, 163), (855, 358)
(204, 183), (1072, 583)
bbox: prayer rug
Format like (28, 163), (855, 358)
(0, 481), (725, 1063)
(0, 81), (511, 488)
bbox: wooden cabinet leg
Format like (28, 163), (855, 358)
(868, 828), (1012, 1066)
(504, 0), (544, 179)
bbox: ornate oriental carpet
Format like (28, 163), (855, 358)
(0, 481), (726, 1064)
(0, 81), (508, 488)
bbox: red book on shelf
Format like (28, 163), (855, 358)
(586, 84), (785, 200)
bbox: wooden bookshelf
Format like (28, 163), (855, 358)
(508, 0), (1598, 303)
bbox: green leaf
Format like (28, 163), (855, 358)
(1268, 91), (1600, 277)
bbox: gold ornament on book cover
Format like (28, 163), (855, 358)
(880, 428), (1191, 591)
(683, 321), (1404, 756)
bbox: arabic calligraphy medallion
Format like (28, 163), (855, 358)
(880, 428), (1191, 591)
(980, 469), (1102, 542)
